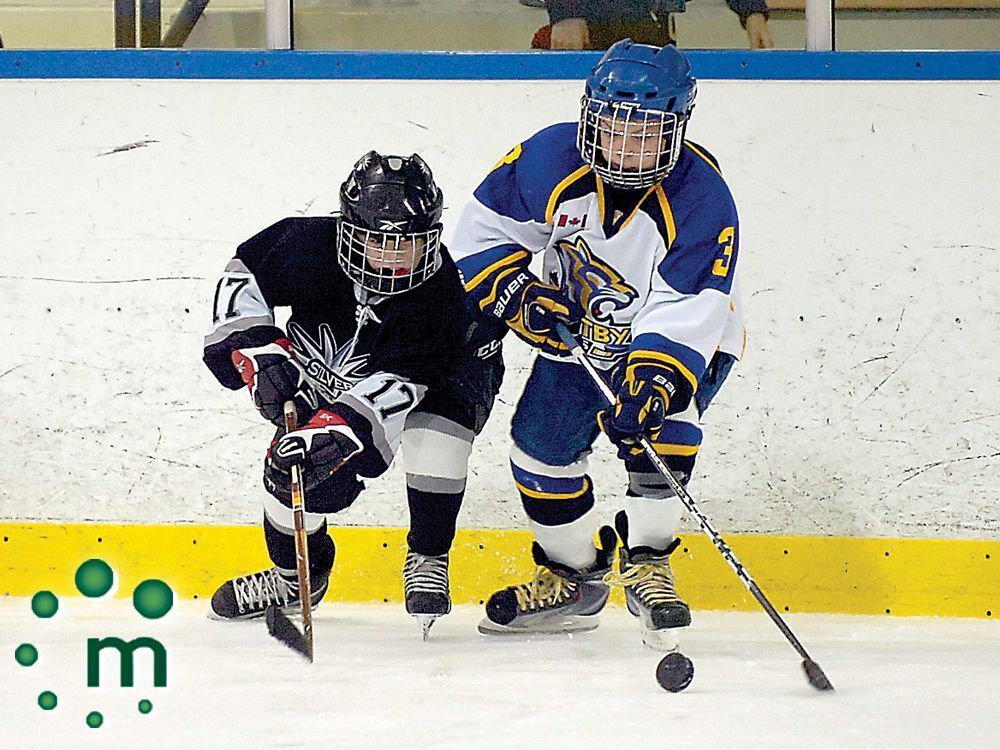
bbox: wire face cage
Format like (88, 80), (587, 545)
(337, 221), (442, 295)
(578, 97), (686, 189)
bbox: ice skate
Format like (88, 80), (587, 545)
(209, 566), (329, 621)
(478, 526), (616, 635)
(604, 513), (690, 651)
(403, 550), (451, 639)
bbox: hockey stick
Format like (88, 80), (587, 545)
(264, 401), (315, 662)
(555, 323), (833, 692)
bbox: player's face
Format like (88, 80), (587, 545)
(364, 235), (426, 275)
(597, 116), (665, 172)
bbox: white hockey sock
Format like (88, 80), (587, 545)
(623, 494), (683, 551)
(263, 492), (326, 535)
(529, 507), (600, 572)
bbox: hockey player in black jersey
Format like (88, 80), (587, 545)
(203, 151), (503, 633)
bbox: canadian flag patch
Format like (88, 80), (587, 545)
(557, 213), (587, 229)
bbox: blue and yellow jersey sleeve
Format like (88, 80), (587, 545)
(628, 142), (741, 407)
(450, 123), (585, 311)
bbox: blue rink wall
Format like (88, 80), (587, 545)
(1, 48), (1000, 80)
(0, 50), (998, 615)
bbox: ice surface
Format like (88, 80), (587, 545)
(2, 598), (998, 749)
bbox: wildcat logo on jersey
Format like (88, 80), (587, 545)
(288, 322), (369, 403)
(555, 237), (638, 364)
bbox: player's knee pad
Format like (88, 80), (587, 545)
(402, 413), (473, 494)
(624, 440), (698, 490)
(511, 444), (595, 526)
(520, 485), (595, 528)
(628, 470), (684, 499)
(510, 443), (591, 480)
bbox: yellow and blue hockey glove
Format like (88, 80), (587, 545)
(486, 268), (574, 357)
(597, 360), (680, 458)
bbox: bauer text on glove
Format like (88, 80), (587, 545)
(483, 268), (574, 356)
(597, 360), (682, 457)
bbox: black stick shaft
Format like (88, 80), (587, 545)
(555, 324), (830, 677)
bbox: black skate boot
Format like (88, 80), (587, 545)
(403, 550), (451, 640)
(478, 526), (617, 635)
(605, 511), (691, 651)
(209, 567), (329, 621)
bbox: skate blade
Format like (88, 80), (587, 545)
(639, 622), (681, 653)
(477, 615), (600, 636)
(206, 598), (324, 623)
(206, 607), (269, 622)
(413, 614), (440, 641)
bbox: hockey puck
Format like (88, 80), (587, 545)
(655, 651), (694, 692)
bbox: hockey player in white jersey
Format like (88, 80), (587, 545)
(450, 40), (745, 648)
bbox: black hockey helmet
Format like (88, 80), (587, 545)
(337, 151), (444, 295)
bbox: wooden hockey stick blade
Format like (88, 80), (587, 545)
(265, 605), (313, 662)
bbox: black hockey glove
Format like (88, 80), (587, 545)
(598, 358), (681, 459)
(265, 409), (365, 498)
(486, 268), (574, 357)
(231, 338), (314, 426)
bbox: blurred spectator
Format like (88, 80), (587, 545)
(529, 0), (773, 50)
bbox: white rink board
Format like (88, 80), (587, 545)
(0, 78), (998, 537)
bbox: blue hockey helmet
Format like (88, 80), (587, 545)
(578, 40), (698, 189)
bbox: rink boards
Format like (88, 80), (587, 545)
(1, 523), (995, 619)
(1, 51), (998, 620)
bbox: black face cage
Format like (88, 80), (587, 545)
(578, 97), (686, 189)
(337, 221), (442, 295)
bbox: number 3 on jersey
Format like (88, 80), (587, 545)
(712, 227), (735, 278)
(490, 143), (522, 173)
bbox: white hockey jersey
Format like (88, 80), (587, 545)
(451, 122), (746, 397)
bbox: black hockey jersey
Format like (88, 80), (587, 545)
(204, 216), (499, 464)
